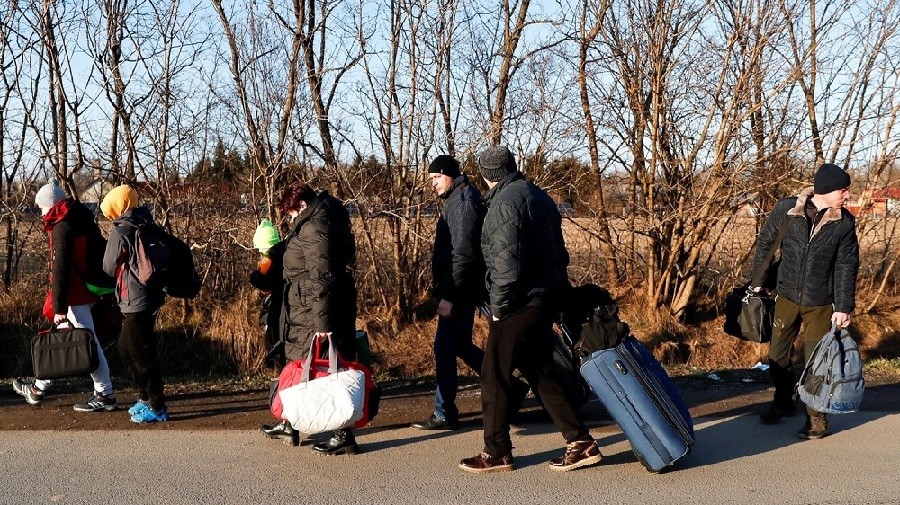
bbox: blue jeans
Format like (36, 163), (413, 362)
(433, 304), (483, 423)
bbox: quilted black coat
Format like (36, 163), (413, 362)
(280, 191), (356, 361)
(431, 174), (486, 306)
(481, 171), (569, 319)
(751, 188), (859, 313)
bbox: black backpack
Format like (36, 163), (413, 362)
(131, 223), (202, 299)
(82, 225), (115, 291)
(560, 283), (630, 355)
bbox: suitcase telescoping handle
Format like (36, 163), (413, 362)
(557, 322), (576, 348)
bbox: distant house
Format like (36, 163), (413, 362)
(80, 177), (118, 205)
(847, 187), (900, 216)
(730, 192), (761, 217)
(870, 187), (900, 215)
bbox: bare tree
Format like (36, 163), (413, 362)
(1, 1), (44, 288)
(584, 0), (804, 318)
(429, 0), (463, 155)
(84, 0), (140, 181)
(462, 0), (565, 145)
(574, 0), (619, 283)
(351, 0), (439, 322)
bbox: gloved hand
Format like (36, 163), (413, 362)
(751, 286), (771, 296)
(249, 270), (268, 291)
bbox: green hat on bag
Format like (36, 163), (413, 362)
(253, 219), (281, 253)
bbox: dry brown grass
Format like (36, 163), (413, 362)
(361, 310), (491, 380)
(3, 212), (900, 380)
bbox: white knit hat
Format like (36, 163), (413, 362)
(34, 180), (67, 208)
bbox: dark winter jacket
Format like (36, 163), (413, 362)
(102, 206), (166, 314)
(751, 188), (859, 313)
(431, 174), (487, 307)
(43, 198), (104, 315)
(249, 240), (287, 366)
(481, 171), (570, 319)
(281, 191), (357, 361)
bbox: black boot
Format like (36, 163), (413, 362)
(260, 420), (301, 446)
(312, 428), (359, 455)
(760, 362), (798, 424)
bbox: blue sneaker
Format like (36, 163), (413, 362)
(128, 400), (150, 416)
(130, 406), (170, 423)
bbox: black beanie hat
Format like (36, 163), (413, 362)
(428, 155), (461, 179)
(478, 146), (517, 182)
(814, 163), (851, 195)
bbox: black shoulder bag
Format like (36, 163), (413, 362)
(723, 214), (788, 343)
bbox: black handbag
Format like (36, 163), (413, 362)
(723, 212), (788, 343)
(723, 286), (776, 343)
(31, 326), (99, 380)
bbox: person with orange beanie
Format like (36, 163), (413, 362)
(100, 185), (169, 423)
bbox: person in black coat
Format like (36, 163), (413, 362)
(274, 182), (359, 455)
(459, 146), (601, 474)
(751, 163), (859, 439)
(411, 156), (488, 431)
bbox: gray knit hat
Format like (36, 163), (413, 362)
(478, 146), (517, 182)
(34, 179), (67, 208)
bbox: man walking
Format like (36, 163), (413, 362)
(411, 155), (489, 431)
(752, 163), (859, 440)
(459, 146), (601, 474)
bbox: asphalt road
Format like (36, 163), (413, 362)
(2, 411), (898, 505)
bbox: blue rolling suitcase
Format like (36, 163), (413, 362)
(580, 336), (695, 472)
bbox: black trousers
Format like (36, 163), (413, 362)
(481, 304), (590, 457)
(118, 311), (166, 411)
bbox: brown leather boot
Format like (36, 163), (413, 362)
(761, 362), (797, 425)
(798, 409), (829, 440)
(548, 440), (603, 472)
(759, 401), (798, 424)
(459, 452), (515, 473)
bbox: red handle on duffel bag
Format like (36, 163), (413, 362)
(269, 343), (330, 420)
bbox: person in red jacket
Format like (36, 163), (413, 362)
(12, 180), (118, 412)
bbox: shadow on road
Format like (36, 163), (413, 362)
(672, 384), (900, 471)
(358, 427), (461, 453)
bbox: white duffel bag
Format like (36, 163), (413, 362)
(279, 335), (366, 434)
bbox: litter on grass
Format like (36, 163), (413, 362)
(751, 362), (770, 371)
